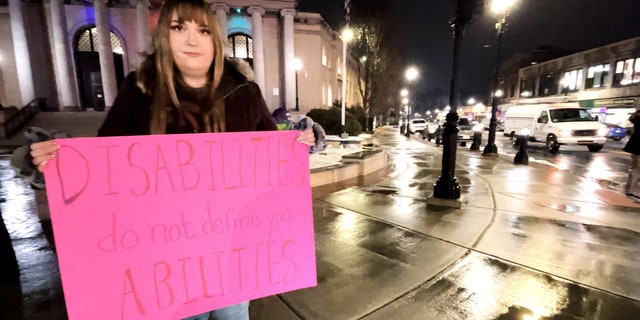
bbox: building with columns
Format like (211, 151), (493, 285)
(0, 0), (362, 116)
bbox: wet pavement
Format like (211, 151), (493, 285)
(1, 126), (640, 319)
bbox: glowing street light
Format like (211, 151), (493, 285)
(491, 0), (516, 14)
(406, 66), (419, 82)
(483, 0), (518, 157)
(340, 27), (354, 134)
(404, 66), (419, 137)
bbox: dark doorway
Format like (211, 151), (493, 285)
(74, 26), (125, 111)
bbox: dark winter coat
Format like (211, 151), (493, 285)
(623, 111), (640, 155)
(98, 58), (276, 136)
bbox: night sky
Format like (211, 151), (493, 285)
(297, 0), (640, 109)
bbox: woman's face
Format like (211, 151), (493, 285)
(169, 12), (214, 87)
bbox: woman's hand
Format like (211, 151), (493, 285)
(296, 128), (315, 146)
(30, 141), (60, 172)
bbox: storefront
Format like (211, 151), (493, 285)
(580, 97), (637, 128)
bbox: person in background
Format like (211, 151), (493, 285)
(272, 106), (327, 154)
(28, 0), (315, 319)
(624, 109), (640, 199)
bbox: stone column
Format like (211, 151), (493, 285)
(91, 0), (118, 108)
(211, 3), (229, 48)
(131, 0), (151, 54)
(49, 0), (79, 108)
(281, 9), (296, 109)
(8, 0), (35, 106)
(248, 6), (266, 95)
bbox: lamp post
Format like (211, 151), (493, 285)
(433, 0), (479, 200)
(341, 27), (354, 136)
(400, 89), (409, 135)
(483, 0), (516, 157)
(294, 58), (302, 111)
(404, 66), (419, 137)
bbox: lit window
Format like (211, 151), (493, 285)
(538, 74), (558, 97)
(327, 86), (332, 107)
(585, 64), (610, 89)
(613, 57), (640, 86)
(519, 78), (535, 97)
(337, 58), (342, 75)
(75, 27), (122, 54)
(228, 34), (253, 64)
(561, 69), (583, 92)
(322, 47), (327, 67)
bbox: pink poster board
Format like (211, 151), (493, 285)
(43, 131), (316, 320)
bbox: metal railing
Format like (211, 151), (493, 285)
(2, 98), (45, 139)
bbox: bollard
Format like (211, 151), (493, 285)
(470, 131), (482, 150)
(435, 127), (443, 146)
(514, 134), (529, 165)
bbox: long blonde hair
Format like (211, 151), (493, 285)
(139, 0), (226, 134)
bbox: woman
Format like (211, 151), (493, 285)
(624, 109), (640, 198)
(30, 0), (315, 319)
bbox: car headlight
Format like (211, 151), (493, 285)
(558, 129), (572, 137)
(597, 127), (608, 136)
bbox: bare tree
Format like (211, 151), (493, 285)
(349, 0), (402, 130)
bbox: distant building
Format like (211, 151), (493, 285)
(497, 37), (640, 128)
(0, 0), (362, 116)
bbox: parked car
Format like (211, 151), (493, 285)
(421, 121), (441, 142)
(457, 118), (474, 145)
(408, 118), (427, 134)
(605, 123), (627, 141)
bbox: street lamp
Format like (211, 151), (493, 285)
(432, 0), (479, 201)
(294, 58), (302, 111)
(483, 0), (517, 157)
(399, 89), (410, 135)
(341, 27), (354, 136)
(293, 58), (302, 111)
(404, 66), (419, 137)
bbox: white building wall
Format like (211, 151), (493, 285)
(261, 13), (282, 110)
(294, 24), (323, 112)
(0, 7), (20, 107)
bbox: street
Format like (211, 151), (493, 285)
(420, 131), (631, 192)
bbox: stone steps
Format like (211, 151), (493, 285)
(0, 111), (107, 147)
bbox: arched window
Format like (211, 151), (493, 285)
(76, 27), (123, 54)
(228, 33), (253, 65)
(73, 26), (125, 110)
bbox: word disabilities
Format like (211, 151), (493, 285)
(43, 131), (317, 320)
(51, 131), (308, 206)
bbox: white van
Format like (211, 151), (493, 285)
(504, 103), (607, 153)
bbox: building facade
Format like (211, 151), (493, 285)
(0, 0), (362, 116)
(499, 36), (640, 128)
